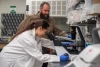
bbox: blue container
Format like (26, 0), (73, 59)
(85, 43), (92, 47)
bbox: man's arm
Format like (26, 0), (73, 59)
(17, 15), (31, 32)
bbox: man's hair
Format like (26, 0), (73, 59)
(40, 2), (50, 8)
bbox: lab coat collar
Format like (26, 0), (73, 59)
(31, 29), (41, 42)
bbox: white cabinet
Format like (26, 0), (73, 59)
(26, 0), (66, 17)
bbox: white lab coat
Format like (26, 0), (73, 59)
(0, 29), (60, 67)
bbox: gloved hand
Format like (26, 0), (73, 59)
(60, 53), (69, 62)
(66, 34), (72, 38)
(61, 42), (75, 46)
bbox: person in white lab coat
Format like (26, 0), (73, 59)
(0, 19), (69, 67)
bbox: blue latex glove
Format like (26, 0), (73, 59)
(60, 53), (69, 62)
(66, 34), (72, 38)
(61, 42), (75, 46)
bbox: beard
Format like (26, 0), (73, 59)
(40, 12), (49, 21)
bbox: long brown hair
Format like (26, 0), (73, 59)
(10, 19), (49, 41)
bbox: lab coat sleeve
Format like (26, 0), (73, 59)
(17, 36), (60, 63)
(41, 38), (55, 49)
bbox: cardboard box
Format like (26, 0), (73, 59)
(93, 0), (100, 4)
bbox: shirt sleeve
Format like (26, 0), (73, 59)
(52, 18), (67, 36)
(17, 35), (60, 63)
(17, 14), (39, 33)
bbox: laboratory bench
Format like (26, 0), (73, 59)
(0, 37), (9, 49)
(0, 44), (7, 48)
(0, 38), (9, 49)
(49, 61), (70, 67)
(0, 43), (7, 52)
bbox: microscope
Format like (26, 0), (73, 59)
(64, 44), (100, 67)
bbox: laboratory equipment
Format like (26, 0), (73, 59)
(58, 26), (85, 54)
(64, 44), (100, 67)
